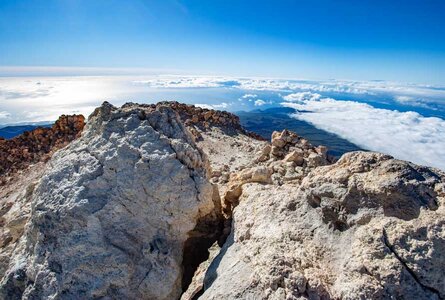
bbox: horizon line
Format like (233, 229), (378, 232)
(0, 65), (439, 86)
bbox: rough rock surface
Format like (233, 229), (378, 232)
(221, 129), (332, 216)
(157, 101), (264, 142)
(1, 101), (445, 300)
(0, 115), (85, 180)
(0, 162), (47, 278)
(200, 152), (445, 299)
(182, 129), (334, 298)
(0, 102), (222, 300)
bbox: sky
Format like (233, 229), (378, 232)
(1, 0), (445, 83)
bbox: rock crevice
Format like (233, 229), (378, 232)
(382, 228), (443, 300)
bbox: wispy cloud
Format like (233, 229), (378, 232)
(195, 102), (231, 110)
(254, 99), (272, 106)
(282, 92), (321, 102)
(239, 93), (258, 101)
(0, 111), (11, 119)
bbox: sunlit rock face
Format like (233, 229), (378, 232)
(200, 151), (445, 300)
(0, 102), (222, 300)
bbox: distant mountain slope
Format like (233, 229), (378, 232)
(237, 107), (363, 157)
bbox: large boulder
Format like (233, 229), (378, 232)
(0, 102), (222, 300)
(200, 151), (445, 299)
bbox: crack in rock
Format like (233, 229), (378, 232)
(382, 228), (443, 300)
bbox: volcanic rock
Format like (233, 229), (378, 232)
(1, 102), (445, 300)
(0, 102), (223, 300)
(200, 152), (445, 299)
(0, 114), (85, 180)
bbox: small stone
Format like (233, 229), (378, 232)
(211, 170), (222, 178)
(284, 150), (304, 166)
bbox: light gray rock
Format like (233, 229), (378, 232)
(200, 151), (445, 299)
(2, 103), (445, 300)
(0, 162), (47, 279)
(0, 102), (222, 300)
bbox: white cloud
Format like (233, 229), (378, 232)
(283, 92), (321, 102)
(194, 103), (214, 110)
(235, 79), (376, 94)
(195, 102), (230, 110)
(134, 76), (237, 88)
(239, 93), (258, 102)
(0, 111), (11, 119)
(282, 92), (445, 170)
(395, 95), (412, 103)
(213, 102), (230, 109)
(394, 95), (436, 110)
(134, 76), (445, 110)
(254, 99), (266, 106)
(239, 93), (258, 101)
(254, 99), (272, 106)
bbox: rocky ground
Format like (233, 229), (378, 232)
(0, 101), (444, 300)
(200, 152), (445, 299)
(0, 114), (85, 181)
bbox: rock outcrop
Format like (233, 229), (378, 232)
(200, 151), (445, 299)
(156, 101), (264, 141)
(221, 129), (332, 216)
(0, 115), (85, 180)
(0, 102), (223, 299)
(1, 101), (445, 300)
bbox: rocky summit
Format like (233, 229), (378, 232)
(0, 102), (444, 300)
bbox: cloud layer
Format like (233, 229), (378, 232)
(136, 76), (445, 112)
(2, 75), (445, 171)
(282, 92), (445, 170)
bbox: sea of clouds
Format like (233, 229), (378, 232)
(1, 74), (445, 170)
(281, 92), (445, 170)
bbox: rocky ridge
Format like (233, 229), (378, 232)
(0, 101), (444, 300)
(220, 129), (332, 216)
(156, 101), (264, 141)
(0, 115), (85, 181)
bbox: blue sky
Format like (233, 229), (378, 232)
(0, 0), (445, 83)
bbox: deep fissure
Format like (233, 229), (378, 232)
(181, 212), (227, 297)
